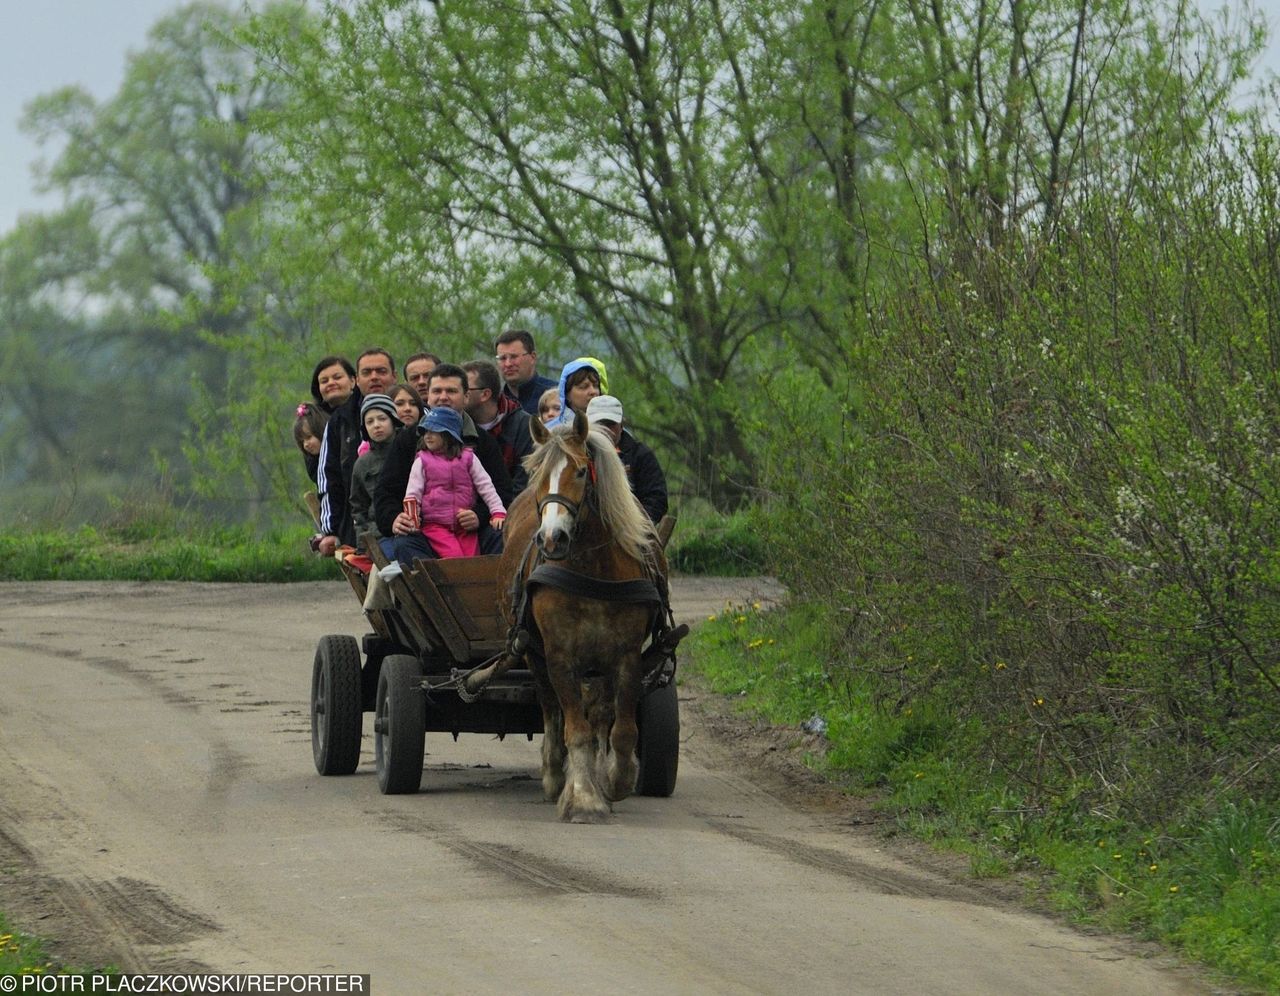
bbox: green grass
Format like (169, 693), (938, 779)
(687, 600), (1280, 993)
(0, 913), (54, 976)
(0, 523), (339, 582)
(667, 505), (768, 576)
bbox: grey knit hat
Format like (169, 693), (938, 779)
(359, 394), (402, 441)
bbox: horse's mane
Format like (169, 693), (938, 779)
(523, 426), (658, 566)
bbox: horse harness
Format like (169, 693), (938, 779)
(508, 478), (681, 693)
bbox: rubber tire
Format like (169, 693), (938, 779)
(375, 654), (425, 794)
(311, 635), (363, 775)
(635, 680), (679, 797)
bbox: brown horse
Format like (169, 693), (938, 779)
(495, 412), (666, 822)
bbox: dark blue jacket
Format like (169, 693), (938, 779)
(503, 373), (558, 416)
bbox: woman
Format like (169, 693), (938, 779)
(309, 355), (357, 413)
(546, 357), (607, 428)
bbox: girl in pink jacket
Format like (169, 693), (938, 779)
(405, 407), (506, 558)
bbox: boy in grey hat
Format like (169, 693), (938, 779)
(349, 394), (403, 553)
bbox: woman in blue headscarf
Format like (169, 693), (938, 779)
(546, 357), (608, 428)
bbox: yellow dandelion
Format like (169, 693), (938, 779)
(914, 772), (924, 779)
(752, 601), (761, 610)
(707, 614), (716, 622)
(1112, 853), (1123, 860)
(1149, 864), (1158, 872)
(1169, 885), (1179, 893)
(995, 662), (1007, 670)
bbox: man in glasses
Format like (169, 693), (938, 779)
(495, 329), (557, 415)
(462, 359), (534, 496)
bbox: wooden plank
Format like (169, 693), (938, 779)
(338, 558), (368, 603)
(365, 539), (441, 655)
(404, 562), (473, 664)
(419, 556), (505, 643)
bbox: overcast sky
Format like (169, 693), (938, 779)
(0, 0), (1277, 236)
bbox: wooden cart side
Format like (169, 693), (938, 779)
(366, 541), (447, 656)
(414, 555), (504, 647)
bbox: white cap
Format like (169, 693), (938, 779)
(586, 394), (624, 425)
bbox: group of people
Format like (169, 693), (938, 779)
(292, 330), (668, 565)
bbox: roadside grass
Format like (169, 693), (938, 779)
(0, 506), (752, 582)
(687, 601), (1280, 993)
(0, 523), (337, 582)
(667, 504), (767, 576)
(0, 914), (54, 976)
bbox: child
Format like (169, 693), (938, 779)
(405, 407), (506, 559)
(537, 387), (561, 425)
(349, 394), (403, 551)
(293, 402), (330, 483)
(389, 382), (425, 430)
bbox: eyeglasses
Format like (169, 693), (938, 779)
(495, 352), (530, 364)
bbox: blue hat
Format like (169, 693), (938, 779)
(417, 406), (464, 443)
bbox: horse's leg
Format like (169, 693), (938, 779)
(604, 645), (644, 802)
(546, 656), (610, 824)
(532, 665), (565, 802)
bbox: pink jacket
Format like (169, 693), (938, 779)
(405, 448), (505, 528)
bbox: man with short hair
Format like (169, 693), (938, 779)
(355, 348), (397, 396)
(462, 359), (534, 496)
(403, 352), (441, 400)
(314, 349), (398, 555)
(495, 330), (557, 415)
(586, 395), (669, 523)
(373, 363), (512, 561)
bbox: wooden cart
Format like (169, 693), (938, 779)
(309, 532), (680, 798)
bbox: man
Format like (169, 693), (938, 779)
(495, 330), (557, 415)
(462, 359), (534, 496)
(314, 348), (398, 555)
(373, 363), (512, 561)
(403, 351), (441, 400)
(586, 395), (669, 523)
(355, 348), (397, 396)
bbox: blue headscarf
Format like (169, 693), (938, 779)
(546, 357), (608, 428)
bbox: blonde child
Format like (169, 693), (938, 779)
(404, 407), (505, 559)
(537, 387), (561, 424)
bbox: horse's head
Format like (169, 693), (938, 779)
(528, 412), (595, 560)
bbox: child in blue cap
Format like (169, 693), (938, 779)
(404, 407), (506, 558)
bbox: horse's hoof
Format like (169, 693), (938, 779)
(557, 784), (611, 823)
(568, 808), (611, 825)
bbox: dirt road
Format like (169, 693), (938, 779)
(0, 581), (1207, 994)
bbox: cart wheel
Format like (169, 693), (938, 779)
(635, 680), (679, 797)
(375, 654), (425, 794)
(311, 635), (362, 775)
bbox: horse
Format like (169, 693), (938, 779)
(492, 412), (668, 823)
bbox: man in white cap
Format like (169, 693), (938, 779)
(586, 395), (669, 523)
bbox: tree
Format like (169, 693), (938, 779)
(2, 2), (303, 521)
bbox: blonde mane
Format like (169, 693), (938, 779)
(523, 426), (658, 566)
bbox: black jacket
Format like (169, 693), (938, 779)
(316, 390), (363, 546)
(617, 431), (668, 523)
(373, 413), (513, 538)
